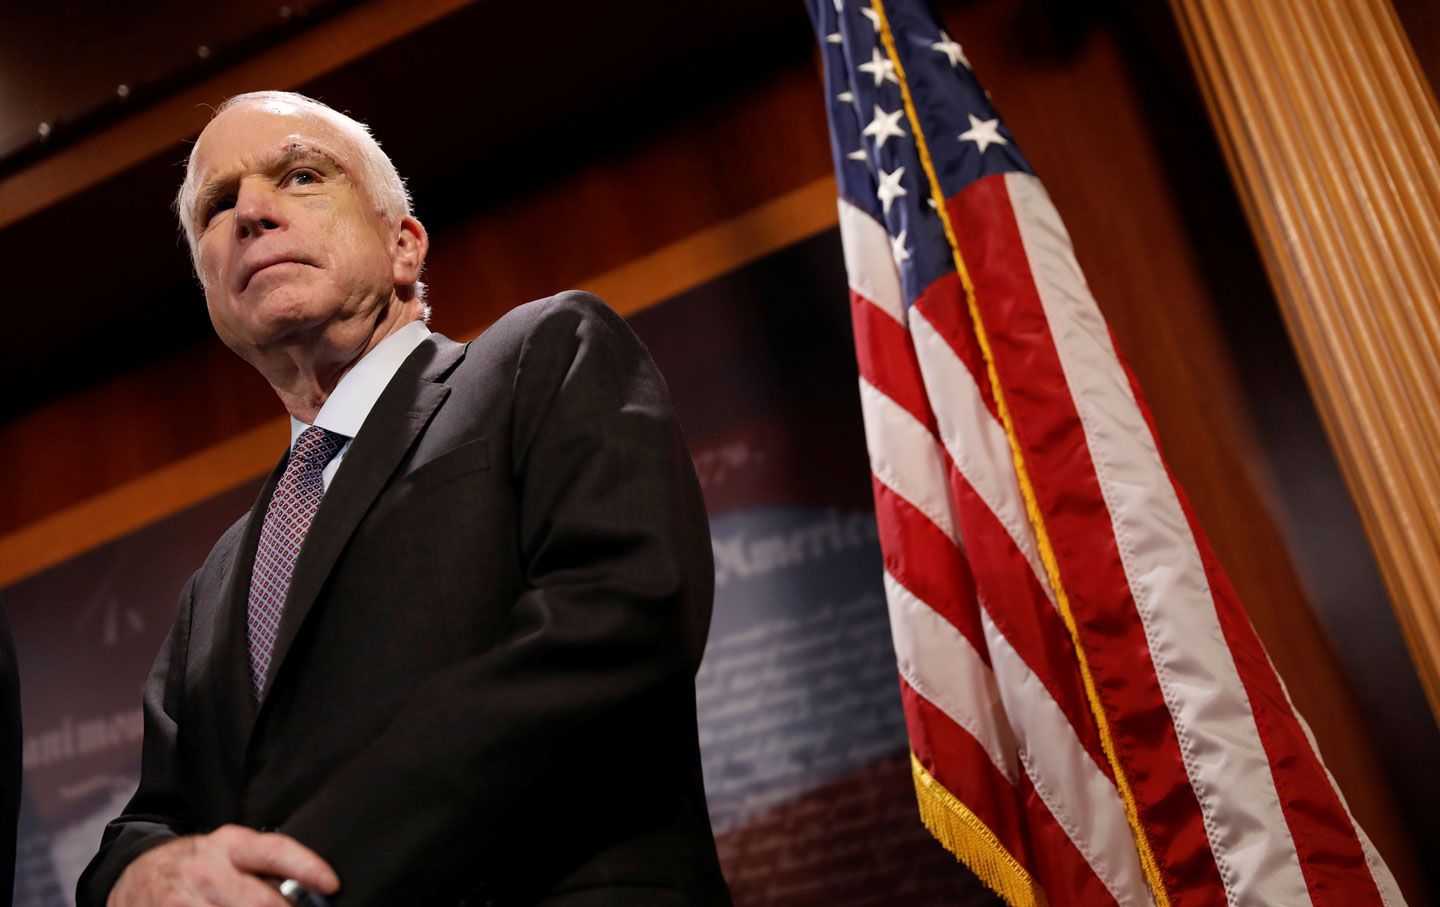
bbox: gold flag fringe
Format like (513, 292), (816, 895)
(911, 753), (1048, 907)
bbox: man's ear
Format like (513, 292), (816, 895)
(392, 215), (429, 290)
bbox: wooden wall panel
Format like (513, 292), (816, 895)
(0, 63), (833, 540)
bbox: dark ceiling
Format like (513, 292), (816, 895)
(1, 0), (816, 420)
(0, 0), (359, 169)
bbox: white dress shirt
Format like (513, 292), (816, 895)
(288, 320), (433, 491)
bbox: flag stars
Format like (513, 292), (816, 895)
(826, 31), (843, 44)
(836, 89), (856, 105)
(863, 104), (907, 150)
(858, 47), (899, 87)
(859, 5), (881, 31)
(932, 30), (969, 68)
(891, 229), (911, 267)
(876, 165), (907, 213)
(959, 113), (1007, 154)
(847, 146), (869, 164)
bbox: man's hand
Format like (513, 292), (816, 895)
(107, 825), (340, 907)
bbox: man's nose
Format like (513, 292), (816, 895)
(232, 182), (285, 240)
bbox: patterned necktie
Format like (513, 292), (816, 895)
(247, 426), (345, 698)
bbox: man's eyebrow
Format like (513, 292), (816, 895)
(271, 143), (344, 174)
(190, 143), (345, 224)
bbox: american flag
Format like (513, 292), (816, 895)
(807, 1), (1406, 904)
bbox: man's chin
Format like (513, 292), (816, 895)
(215, 306), (330, 357)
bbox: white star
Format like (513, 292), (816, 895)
(932, 31), (969, 68)
(891, 229), (911, 266)
(847, 147), (869, 163)
(859, 6), (881, 32)
(857, 47), (899, 87)
(926, 197), (938, 210)
(826, 31), (843, 44)
(836, 89), (855, 104)
(863, 104), (907, 150)
(833, 0), (842, 10)
(958, 113), (1007, 154)
(876, 166), (907, 213)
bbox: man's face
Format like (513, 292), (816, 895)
(186, 101), (404, 358)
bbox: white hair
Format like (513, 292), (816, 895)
(176, 90), (428, 310)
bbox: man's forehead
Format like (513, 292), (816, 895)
(194, 102), (354, 172)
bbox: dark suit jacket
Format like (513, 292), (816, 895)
(77, 292), (730, 906)
(0, 599), (19, 906)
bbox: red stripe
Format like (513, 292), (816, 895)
(900, 677), (1034, 874)
(946, 174), (1225, 905)
(1199, 527), (1382, 906)
(1110, 346), (1384, 906)
(850, 289), (935, 432)
(913, 271), (999, 423)
(863, 273), (1112, 779)
(880, 432), (1128, 899)
(1018, 765), (1122, 907)
(911, 282), (1114, 784)
(945, 466), (1113, 783)
(852, 268), (1042, 887)
(872, 478), (988, 665)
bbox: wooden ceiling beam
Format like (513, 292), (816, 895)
(0, 0), (477, 230)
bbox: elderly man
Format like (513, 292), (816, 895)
(77, 91), (729, 907)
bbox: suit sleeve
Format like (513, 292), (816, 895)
(280, 292), (715, 904)
(75, 577), (196, 907)
(0, 600), (22, 901)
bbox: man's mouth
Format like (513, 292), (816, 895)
(241, 256), (312, 290)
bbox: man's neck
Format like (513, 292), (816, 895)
(263, 298), (424, 424)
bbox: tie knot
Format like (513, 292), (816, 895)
(292, 426), (345, 466)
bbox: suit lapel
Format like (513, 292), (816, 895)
(256, 335), (467, 708)
(211, 457), (286, 775)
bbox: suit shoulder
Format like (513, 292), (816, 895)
(484, 291), (622, 340)
(469, 291), (639, 371)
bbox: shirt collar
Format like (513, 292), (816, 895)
(289, 320), (433, 447)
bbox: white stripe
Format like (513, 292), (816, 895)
(838, 198), (905, 324)
(1006, 171), (1311, 907)
(858, 377), (961, 547)
(883, 571), (1018, 784)
(1355, 831), (1404, 907)
(1272, 655), (1406, 906)
(981, 611), (1155, 907)
(908, 305), (1054, 607)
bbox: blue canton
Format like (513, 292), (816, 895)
(808, 0), (1033, 309)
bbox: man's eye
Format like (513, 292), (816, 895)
(288, 170), (318, 186)
(203, 198), (234, 225)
